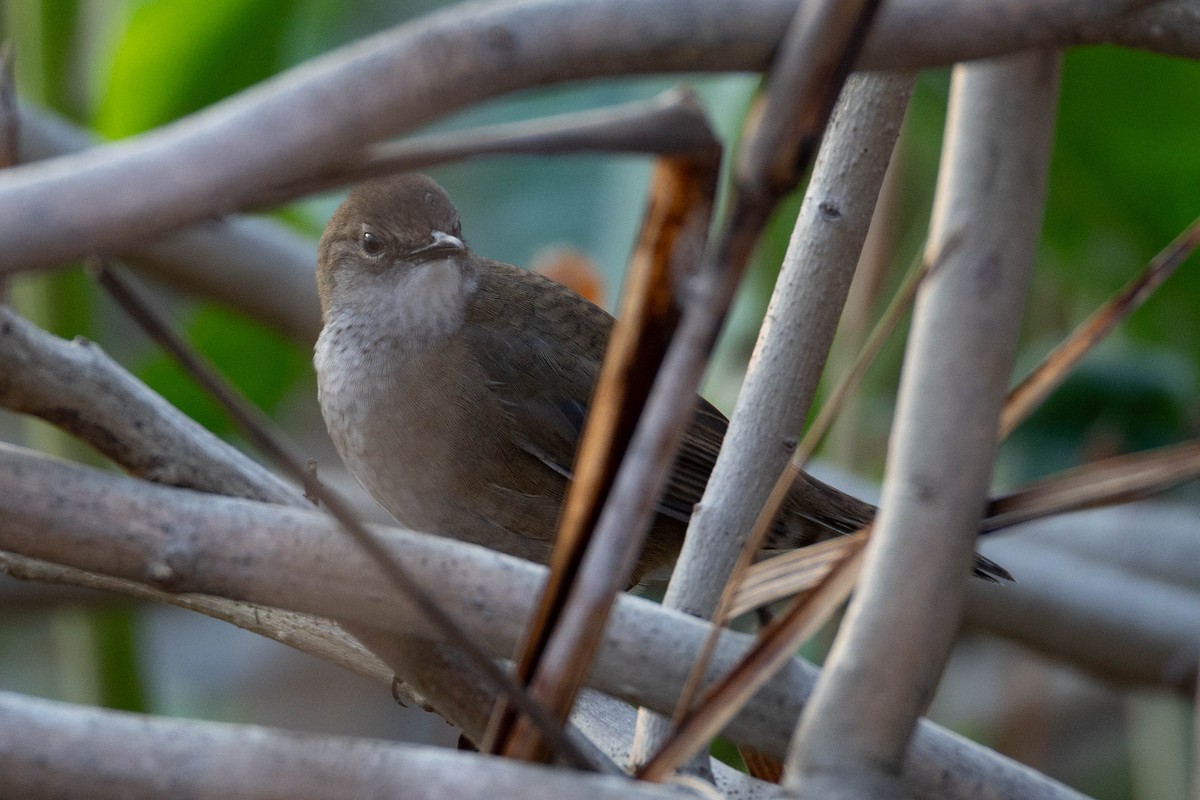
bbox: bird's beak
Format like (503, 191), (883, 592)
(407, 230), (466, 259)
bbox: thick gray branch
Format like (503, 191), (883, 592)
(0, 443), (1083, 800)
(16, 101), (321, 343)
(0, 552), (397, 691)
(666, 73), (911, 615)
(0, 691), (686, 800)
(789, 51), (1061, 798)
(0, 305), (299, 504)
(0, 0), (1170, 273)
(968, 510), (1200, 691)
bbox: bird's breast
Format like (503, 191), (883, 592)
(314, 318), (474, 533)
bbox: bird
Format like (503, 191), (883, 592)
(314, 174), (1010, 586)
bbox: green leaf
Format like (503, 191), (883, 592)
(96, 0), (298, 137)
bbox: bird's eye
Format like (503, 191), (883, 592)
(360, 230), (385, 257)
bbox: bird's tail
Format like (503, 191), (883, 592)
(768, 471), (1012, 583)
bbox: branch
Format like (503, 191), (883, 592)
(1107, 1), (1200, 56)
(347, 631), (782, 798)
(15, 100), (321, 343)
(1000, 216), (1200, 439)
(252, 87), (720, 210)
(571, 691), (784, 800)
(0, 691), (679, 800)
(497, 155), (717, 760)
(0, 0), (1170, 273)
(966, 500), (1200, 691)
(790, 50), (1062, 798)
(0, 304), (298, 504)
(0, 552), (397, 692)
(90, 262), (596, 770)
(0, 296), (569, 752)
(0, 303), (422, 703)
(0, 443), (1085, 799)
(633, 69), (914, 770)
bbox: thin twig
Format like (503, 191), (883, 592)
(730, 536), (861, 618)
(1000, 215), (1200, 439)
(495, 154), (718, 762)
(638, 531), (868, 781)
(984, 437), (1200, 531)
(87, 259), (600, 772)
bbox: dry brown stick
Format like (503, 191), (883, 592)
(985, 438), (1200, 531)
(638, 531), (869, 780)
(88, 259), (598, 772)
(1000, 215), (1200, 439)
(664, 234), (945, 737)
(495, 154), (718, 761)
(729, 537), (857, 618)
(739, 747), (786, 785)
(510, 0), (883, 772)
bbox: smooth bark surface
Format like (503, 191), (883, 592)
(633, 70), (913, 769)
(0, 444), (1083, 799)
(0, 692), (686, 800)
(790, 51), (1062, 797)
(0, 0), (1167, 273)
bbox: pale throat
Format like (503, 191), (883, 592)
(387, 257), (473, 341)
(331, 257), (474, 345)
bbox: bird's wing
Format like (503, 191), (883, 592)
(463, 260), (723, 522)
(464, 261), (608, 482)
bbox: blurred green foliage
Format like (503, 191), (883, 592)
(96, 0), (298, 137)
(798, 53), (1200, 486)
(137, 306), (310, 436)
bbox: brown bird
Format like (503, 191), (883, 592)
(314, 174), (1009, 585)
